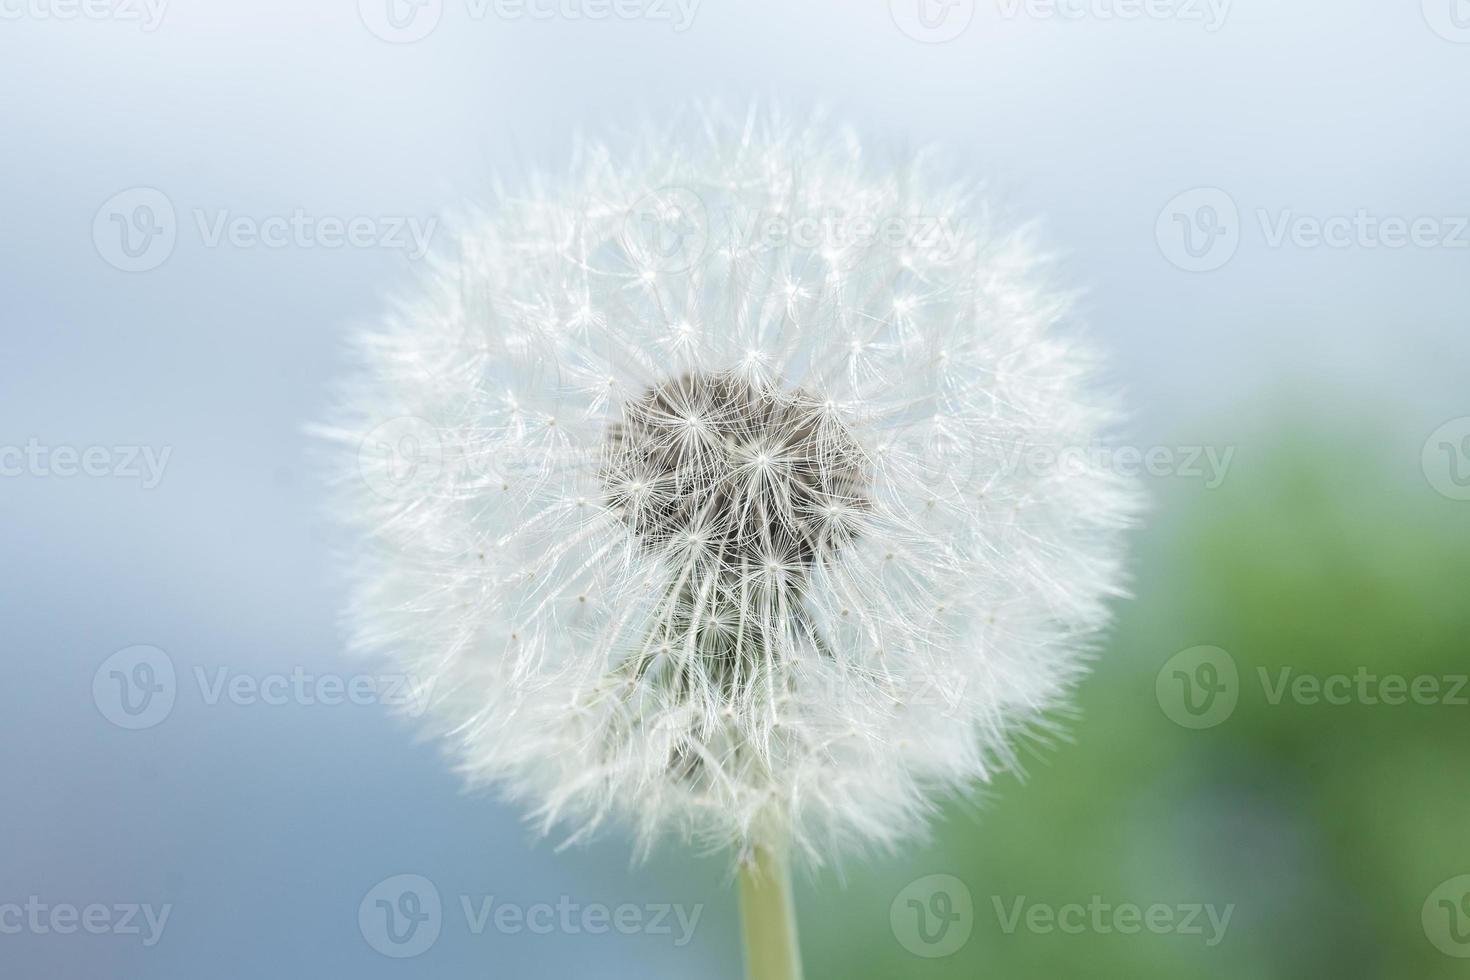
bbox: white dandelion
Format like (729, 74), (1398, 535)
(325, 106), (1137, 977)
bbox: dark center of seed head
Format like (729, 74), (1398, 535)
(603, 371), (868, 570)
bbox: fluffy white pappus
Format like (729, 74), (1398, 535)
(325, 106), (1140, 869)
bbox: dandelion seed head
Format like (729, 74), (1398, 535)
(328, 105), (1140, 867)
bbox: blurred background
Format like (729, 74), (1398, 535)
(2, 1), (1467, 976)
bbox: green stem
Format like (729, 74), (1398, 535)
(737, 843), (804, 980)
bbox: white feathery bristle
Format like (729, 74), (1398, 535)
(325, 105), (1140, 868)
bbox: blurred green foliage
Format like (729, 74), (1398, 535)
(799, 435), (1470, 978)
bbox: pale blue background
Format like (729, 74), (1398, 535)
(1, 1), (1466, 976)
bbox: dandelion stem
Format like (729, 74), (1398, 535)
(737, 843), (803, 980)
